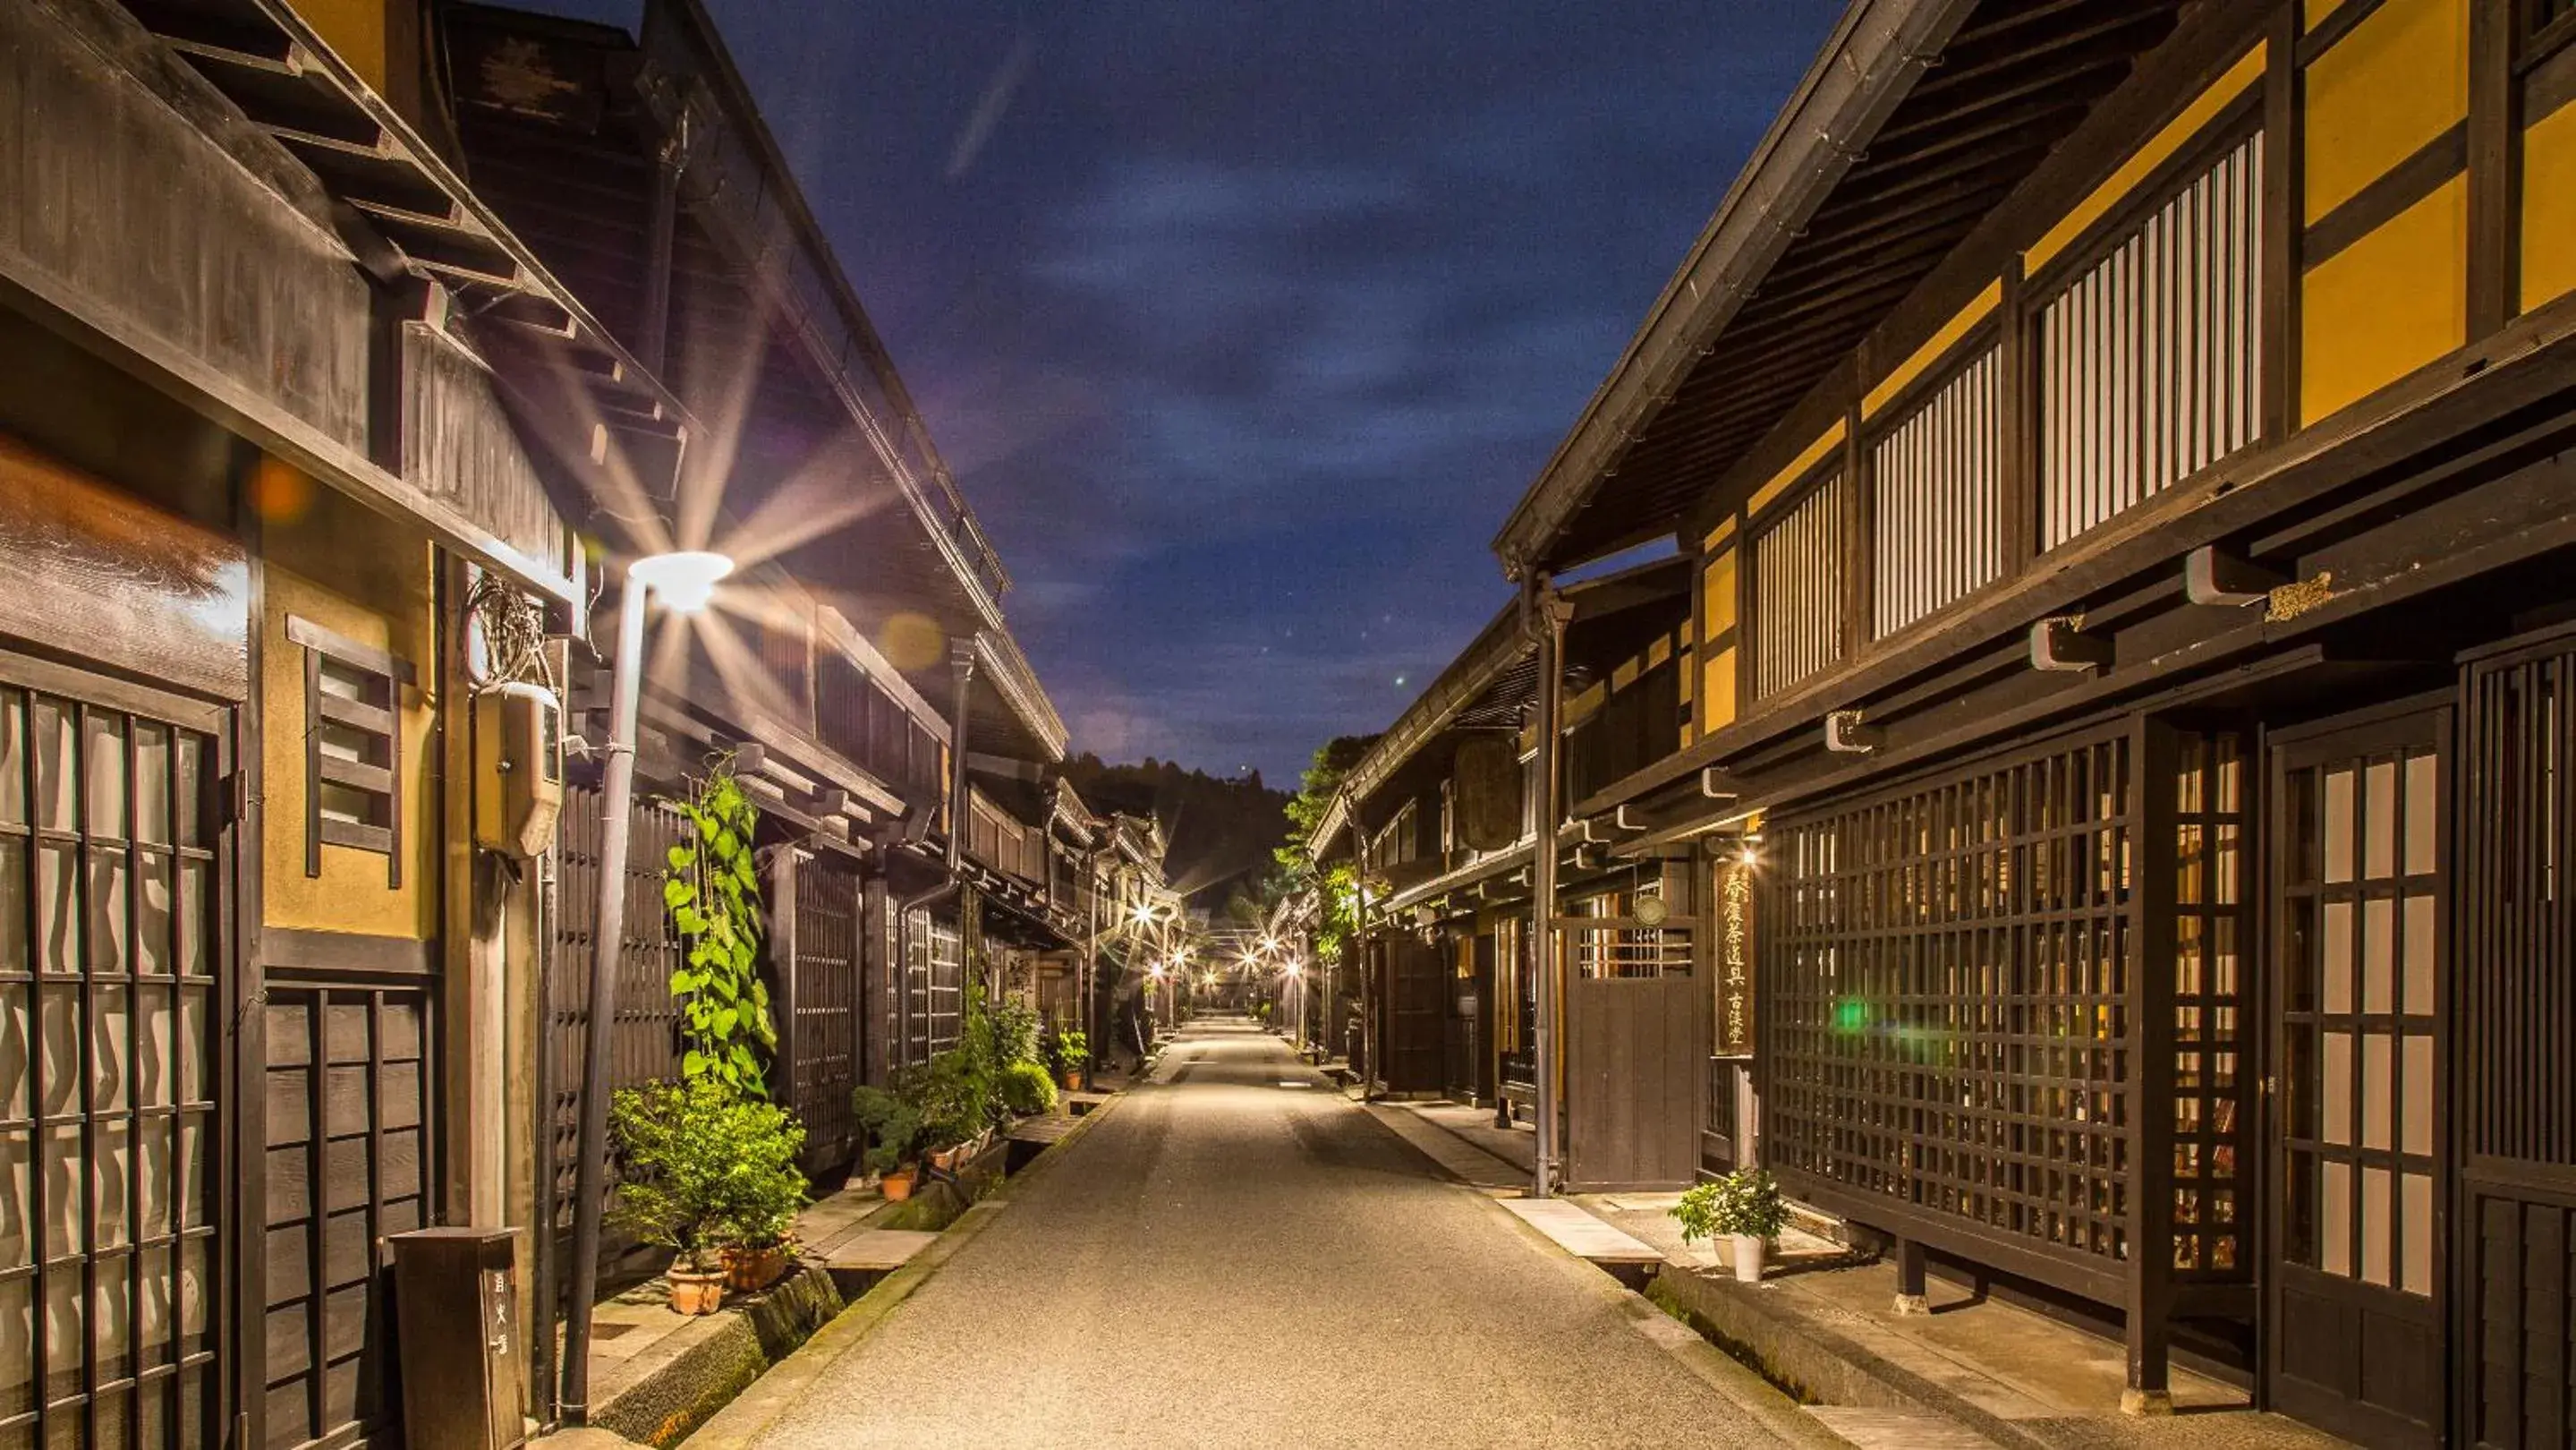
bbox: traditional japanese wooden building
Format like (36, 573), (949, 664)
(2, 0), (1096, 1446)
(1312, 558), (1718, 1190)
(1471, 0), (2576, 1441)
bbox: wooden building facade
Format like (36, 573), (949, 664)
(1442, 0), (2576, 1442)
(1, 0), (1112, 1446)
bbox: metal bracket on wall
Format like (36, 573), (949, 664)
(2183, 545), (2288, 608)
(2030, 614), (2113, 673)
(1824, 710), (1883, 755)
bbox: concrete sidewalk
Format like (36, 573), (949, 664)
(1386, 1100), (2349, 1450)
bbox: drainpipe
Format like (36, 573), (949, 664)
(889, 636), (980, 1067)
(1080, 844), (1104, 1092)
(1343, 792), (1371, 1100)
(1528, 576), (1571, 1199)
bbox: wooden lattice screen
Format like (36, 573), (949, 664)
(2461, 633), (2576, 1447)
(1767, 723), (2138, 1288)
(780, 850), (861, 1173)
(546, 780), (686, 1284)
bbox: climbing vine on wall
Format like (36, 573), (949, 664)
(662, 756), (777, 1097)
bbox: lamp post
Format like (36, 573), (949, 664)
(560, 550), (732, 1424)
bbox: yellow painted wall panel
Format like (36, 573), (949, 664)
(2521, 100), (2576, 313)
(1699, 649), (1738, 738)
(2302, 0), (2467, 224)
(2305, 0), (2357, 30)
(2300, 176), (2468, 425)
(260, 480), (438, 938)
(1702, 548), (1739, 641)
(293, 0), (389, 90)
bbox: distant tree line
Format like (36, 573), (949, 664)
(1058, 754), (1292, 918)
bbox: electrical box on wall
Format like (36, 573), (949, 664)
(473, 681), (562, 857)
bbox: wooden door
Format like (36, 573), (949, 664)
(1382, 937), (1444, 1095)
(1563, 909), (1704, 1191)
(2270, 708), (2448, 1447)
(0, 657), (233, 1450)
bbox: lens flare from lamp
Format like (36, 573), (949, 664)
(630, 550), (735, 615)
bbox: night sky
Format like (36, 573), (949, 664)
(533, 1), (1839, 783)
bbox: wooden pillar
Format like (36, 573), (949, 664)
(1892, 1238), (1930, 1316)
(2126, 720), (2181, 1415)
(769, 848), (801, 1113)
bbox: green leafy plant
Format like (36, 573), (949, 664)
(999, 1060), (1058, 1115)
(1671, 1168), (1788, 1245)
(851, 1084), (923, 1178)
(662, 757), (775, 1096)
(610, 1079), (809, 1268)
(1052, 1029), (1089, 1077)
(992, 995), (1041, 1069)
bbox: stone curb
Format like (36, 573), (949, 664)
(679, 1092), (1127, 1450)
(1355, 1103), (1848, 1450)
(1648, 1267), (2058, 1450)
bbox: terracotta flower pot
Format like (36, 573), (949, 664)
(1060, 1070), (1083, 1091)
(927, 1144), (962, 1172)
(667, 1265), (727, 1316)
(721, 1244), (788, 1292)
(880, 1166), (916, 1201)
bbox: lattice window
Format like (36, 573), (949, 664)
(0, 682), (222, 1450)
(1751, 472), (1849, 700)
(2038, 130), (2263, 550)
(1563, 889), (1690, 979)
(920, 917), (963, 1056)
(2280, 736), (2440, 1295)
(2168, 729), (2250, 1281)
(285, 617), (412, 888)
(1768, 726), (2135, 1269)
(1872, 346), (2003, 637)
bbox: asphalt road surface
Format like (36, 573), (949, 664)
(750, 1019), (1816, 1449)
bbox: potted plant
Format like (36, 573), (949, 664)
(710, 1095), (807, 1293)
(1672, 1168), (1789, 1284)
(1053, 1029), (1089, 1090)
(609, 1080), (743, 1314)
(854, 1085), (923, 1200)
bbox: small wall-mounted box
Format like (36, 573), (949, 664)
(473, 681), (563, 858)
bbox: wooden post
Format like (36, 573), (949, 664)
(1893, 1238), (1930, 1316)
(2126, 720), (2181, 1415)
(769, 848), (800, 1113)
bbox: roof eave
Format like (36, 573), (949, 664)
(1489, 0), (1977, 576)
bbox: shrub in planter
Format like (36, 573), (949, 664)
(992, 995), (1041, 1070)
(999, 1060), (1058, 1116)
(711, 1096), (806, 1292)
(610, 1079), (807, 1312)
(1671, 1168), (1788, 1284)
(1045, 1029), (1086, 1092)
(853, 1085), (924, 1179)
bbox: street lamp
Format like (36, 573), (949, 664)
(561, 549), (732, 1424)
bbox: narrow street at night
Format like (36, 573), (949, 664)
(744, 1022), (1820, 1450)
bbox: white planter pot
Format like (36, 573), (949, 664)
(1731, 1234), (1767, 1284)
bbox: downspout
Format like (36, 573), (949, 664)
(890, 636), (980, 1066)
(1528, 576), (1572, 1199)
(1343, 791), (1371, 1101)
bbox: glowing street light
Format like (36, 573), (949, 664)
(565, 549), (734, 1421)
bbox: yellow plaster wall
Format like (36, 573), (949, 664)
(293, 0), (389, 91)
(259, 477), (439, 939)
(2522, 98), (2576, 313)
(2301, 176), (2469, 424)
(1698, 545), (1739, 738)
(2302, 0), (2468, 225)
